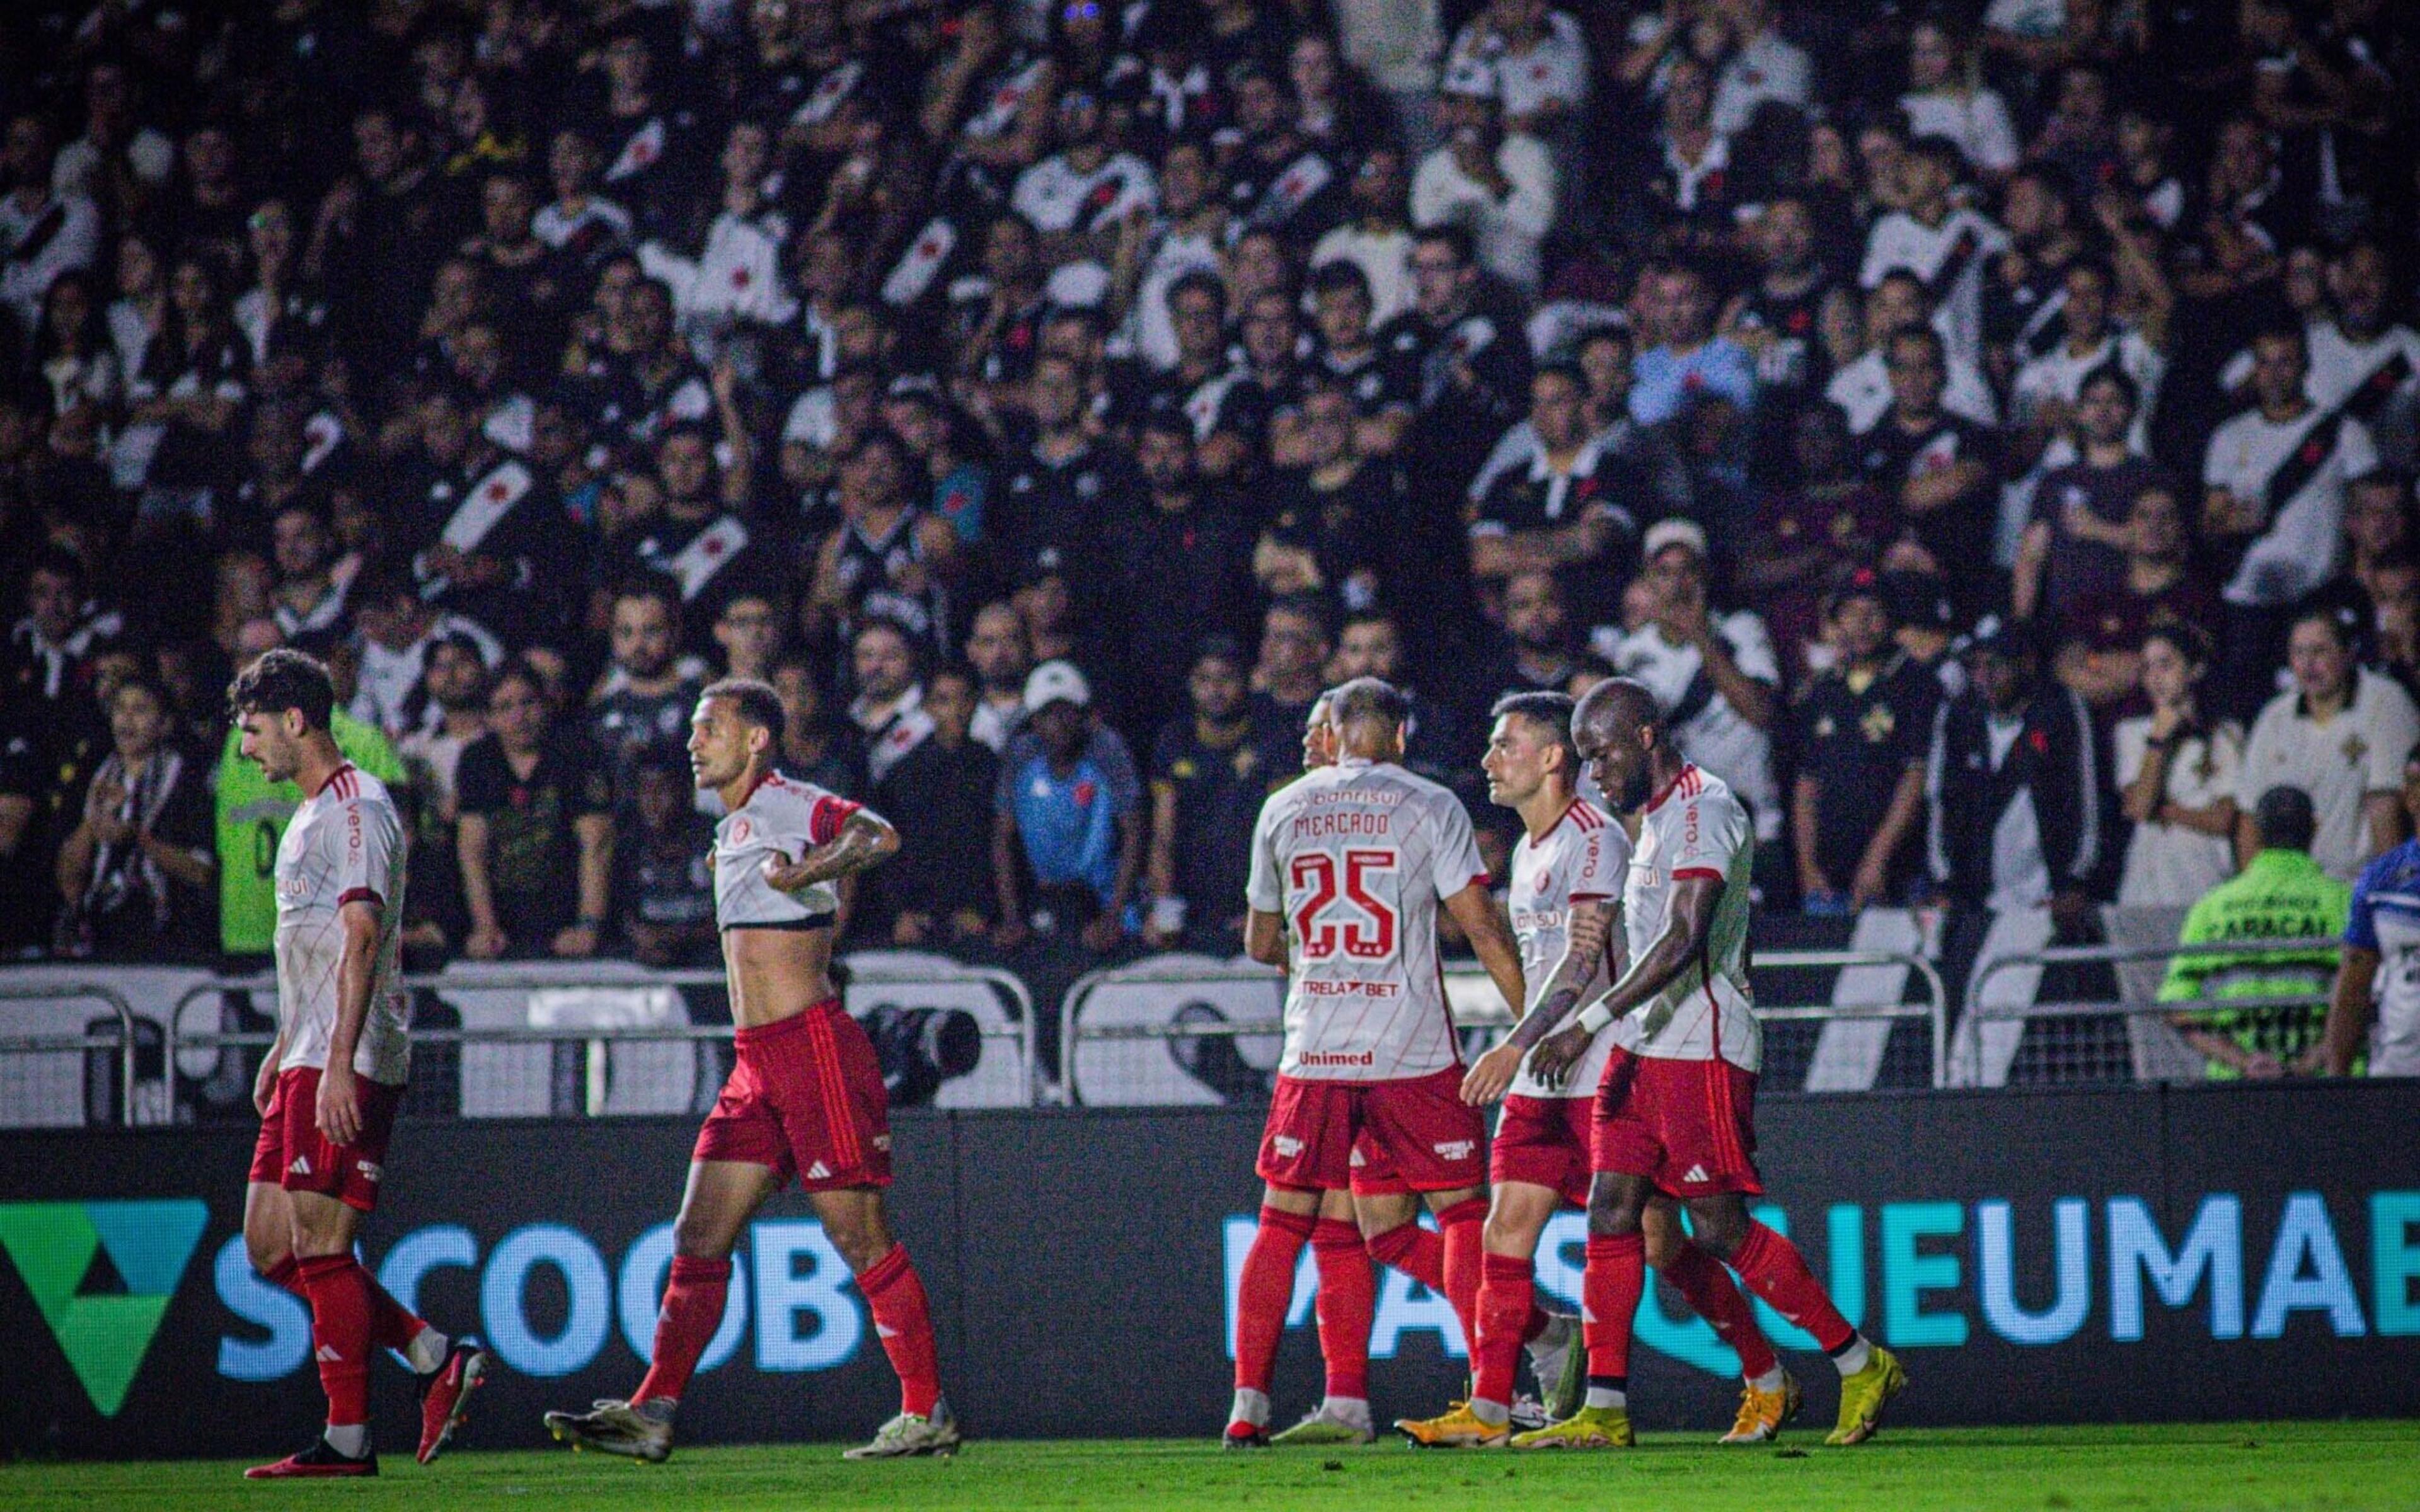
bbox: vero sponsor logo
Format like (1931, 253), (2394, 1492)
(0, 1199), (207, 1415)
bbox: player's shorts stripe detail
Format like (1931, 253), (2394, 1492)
(806, 1009), (862, 1169)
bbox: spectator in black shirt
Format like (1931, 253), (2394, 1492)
(1253, 382), (1400, 614)
(613, 748), (717, 968)
(54, 676), (215, 959)
(1109, 413), (1255, 743)
(769, 656), (870, 799)
(457, 658), (614, 961)
(1250, 595), (1332, 736)
(1858, 326), (2000, 616)
(1792, 571), (1939, 913)
(1146, 638), (1274, 949)
(587, 576), (701, 801)
(2011, 367), (2171, 621)
(874, 665), (998, 948)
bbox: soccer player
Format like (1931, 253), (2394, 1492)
(231, 649), (487, 1479)
(1226, 677), (1529, 1448)
(543, 679), (955, 1461)
(1502, 679), (1903, 1449)
(1400, 691), (1792, 1447)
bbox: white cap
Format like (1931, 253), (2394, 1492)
(1044, 260), (1112, 310)
(1022, 659), (1092, 713)
(1642, 517), (1708, 561)
(1440, 57), (1498, 100)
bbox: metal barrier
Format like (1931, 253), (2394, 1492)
(0, 980), (144, 1126)
(158, 961), (1036, 1121)
(1059, 949), (1949, 1099)
(1961, 935), (2342, 1086)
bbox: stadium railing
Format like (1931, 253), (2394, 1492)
(1957, 934), (2342, 1087)
(0, 959), (1035, 1126)
(1056, 949), (1949, 1104)
(0, 978), (143, 1126)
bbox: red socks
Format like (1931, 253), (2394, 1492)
(1662, 1240), (1779, 1380)
(859, 1245), (943, 1418)
(1729, 1221), (1855, 1354)
(267, 1256), (427, 1355)
(1470, 1251), (1534, 1411)
(1582, 1233), (1645, 1383)
(1434, 1198), (1487, 1354)
(1234, 1206), (1315, 1393)
(296, 1254), (372, 1428)
(634, 1254), (732, 1406)
(1364, 1218), (1443, 1289)
(1308, 1219), (1373, 1400)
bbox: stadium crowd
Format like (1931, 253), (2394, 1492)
(0, 0), (2415, 1056)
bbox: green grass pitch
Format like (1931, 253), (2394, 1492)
(4, 1423), (2416, 1511)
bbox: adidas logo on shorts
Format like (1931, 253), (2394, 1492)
(807, 1161), (832, 1179)
(1683, 1164), (1711, 1183)
(1272, 1135), (1305, 1159)
(289, 1156), (313, 1176)
(315, 1344), (343, 1363)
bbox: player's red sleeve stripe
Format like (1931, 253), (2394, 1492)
(1468, 873), (1491, 890)
(337, 888), (383, 909)
(807, 796), (863, 847)
(1670, 867), (1725, 881)
(1569, 891), (1612, 902)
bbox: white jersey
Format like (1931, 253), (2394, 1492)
(1624, 765), (1760, 1071)
(1858, 207), (2010, 369)
(274, 764), (410, 1085)
(1246, 757), (1489, 1081)
(713, 770), (860, 928)
(2202, 405), (2377, 608)
(1507, 799), (1631, 1101)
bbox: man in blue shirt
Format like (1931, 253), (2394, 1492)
(1628, 261), (1756, 427)
(991, 660), (1144, 956)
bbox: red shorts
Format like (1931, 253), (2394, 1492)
(1591, 1048), (1763, 1199)
(1491, 1093), (1595, 1208)
(1257, 1067), (1485, 1194)
(694, 1002), (892, 1192)
(1347, 1130), (1413, 1196)
(247, 1065), (406, 1213)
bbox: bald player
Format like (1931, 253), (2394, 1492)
(1502, 679), (1903, 1449)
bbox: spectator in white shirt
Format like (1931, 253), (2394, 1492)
(1311, 147), (1417, 327)
(0, 114), (101, 338)
(1010, 88), (1156, 267)
(533, 127), (633, 258)
(1411, 60), (1559, 297)
(1446, 0), (1590, 143)
(2204, 323), (2380, 717)
(1828, 270), (1999, 435)
(1599, 518), (1783, 850)
(2235, 607), (2420, 883)
(636, 120), (798, 351)
(1898, 21), (2020, 181)
(1860, 136), (2010, 374)
(1708, 0), (1811, 137)
(2114, 622), (2242, 908)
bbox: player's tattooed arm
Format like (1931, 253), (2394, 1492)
(1529, 876), (1720, 1088)
(762, 808), (902, 891)
(1464, 898), (1616, 1105)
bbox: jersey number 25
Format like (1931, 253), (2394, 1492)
(1291, 849), (1398, 961)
